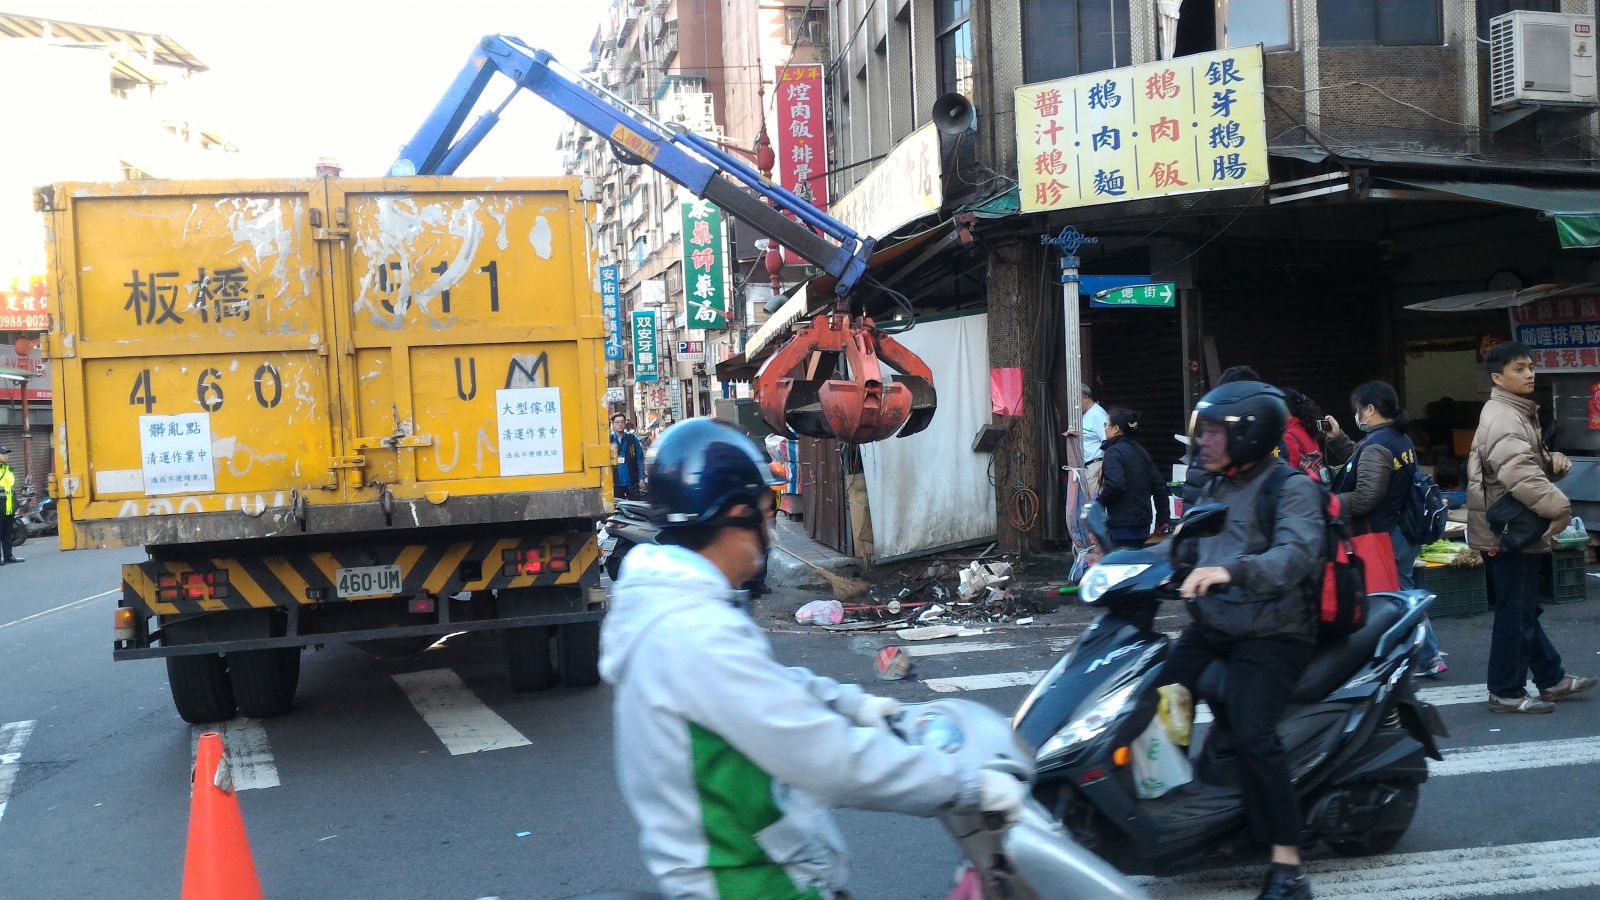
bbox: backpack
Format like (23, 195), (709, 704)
(1256, 465), (1367, 641)
(1400, 470), (1448, 545)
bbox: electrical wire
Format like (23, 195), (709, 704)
(1008, 485), (1041, 532)
(1150, 184), (1269, 279)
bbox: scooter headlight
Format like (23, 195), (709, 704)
(1078, 564), (1151, 605)
(1036, 681), (1139, 762)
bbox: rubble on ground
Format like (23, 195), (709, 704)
(792, 553), (1067, 631)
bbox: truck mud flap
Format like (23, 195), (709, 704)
(120, 534), (601, 617)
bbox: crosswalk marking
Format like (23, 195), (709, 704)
(189, 719), (280, 791)
(1142, 835), (1600, 898)
(392, 668), (532, 755)
(902, 641), (1020, 658)
(1432, 736), (1600, 777)
(0, 720), (35, 824)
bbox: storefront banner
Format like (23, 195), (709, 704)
(0, 277), (48, 331)
(1512, 296), (1600, 372)
(831, 123), (942, 239)
(776, 64), (829, 263)
(681, 200), (728, 330)
(1015, 46), (1268, 213)
(600, 265), (623, 360)
(632, 310), (659, 382)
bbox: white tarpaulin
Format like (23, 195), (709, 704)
(861, 313), (996, 561)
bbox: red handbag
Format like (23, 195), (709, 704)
(1349, 530), (1402, 594)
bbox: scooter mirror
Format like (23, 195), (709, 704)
(1082, 502), (1112, 550)
(1174, 503), (1228, 541)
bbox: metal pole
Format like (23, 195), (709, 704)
(1062, 254), (1083, 442)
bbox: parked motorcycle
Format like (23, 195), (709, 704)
(16, 493), (57, 538)
(1013, 502), (1447, 875)
(600, 499), (656, 582)
(567, 697), (1149, 900)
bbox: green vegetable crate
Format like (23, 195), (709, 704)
(1545, 548), (1588, 605)
(1417, 564), (1488, 617)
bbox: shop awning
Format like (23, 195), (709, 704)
(1405, 281), (1600, 313)
(1385, 178), (1600, 249)
(0, 367), (29, 383)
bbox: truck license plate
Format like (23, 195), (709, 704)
(335, 565), (403, 599)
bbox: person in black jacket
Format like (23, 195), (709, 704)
(1182, 365), (1263, 505)
(1097, 409), (1171, 549)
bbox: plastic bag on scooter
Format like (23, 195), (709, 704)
(1132, 711), (1194, 799)
(1156, 683), (1194, 747)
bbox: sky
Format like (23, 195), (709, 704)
(21, 0), (611, 177)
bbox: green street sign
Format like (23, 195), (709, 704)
(1091, 282), (1175, 308)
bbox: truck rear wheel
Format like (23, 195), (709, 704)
(227, 648), (301, 718)
(503, 625), (555, 692)
(167, 653), (237, 724)
(557, 622), (602, 687)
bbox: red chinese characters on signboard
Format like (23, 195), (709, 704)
(776, 65), (828, 264)
(0, 277), (48, 332)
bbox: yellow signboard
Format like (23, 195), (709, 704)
(1015, 46), (1268, 213)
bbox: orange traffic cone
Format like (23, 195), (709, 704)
(183, 731), (265, 899)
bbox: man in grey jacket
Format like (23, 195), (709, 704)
(1158, 382), (1323, 900)
(601, 419), (1024, 899)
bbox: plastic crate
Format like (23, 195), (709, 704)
(1548, 548), (1588, 604)
(1417, 564), (1488, 617)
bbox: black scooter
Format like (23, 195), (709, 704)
(600, 500), (657, 581)
(1013, 502), (1448, 876)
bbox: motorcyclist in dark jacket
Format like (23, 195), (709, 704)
(1097, 408), (1170, 549)
(1157, 382), (1323, 900)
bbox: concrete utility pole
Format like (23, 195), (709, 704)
(987, 236), (1046, 556)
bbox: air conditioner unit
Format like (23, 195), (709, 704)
(1489, 10), (1598, 109)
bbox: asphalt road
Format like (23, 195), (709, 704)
(3, 538), (1600, 898)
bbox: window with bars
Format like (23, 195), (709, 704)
(1022, 0), (1131, 83)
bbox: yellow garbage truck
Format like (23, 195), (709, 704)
(39, 176), (611, 723)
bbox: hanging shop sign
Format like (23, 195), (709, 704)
(1015, 46), (1268, 213)
(600, 265), (623, 360)
(1511, 296), (1600, 372)
(777, 64), (829, 263)
(681, 200), (728, 330)
(632, 309), (659, 382)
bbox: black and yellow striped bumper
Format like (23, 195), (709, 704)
(121, 533), (601, 617)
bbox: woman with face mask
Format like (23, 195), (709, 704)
(1325, 380), (1447, 676)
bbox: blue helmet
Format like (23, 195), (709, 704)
(646, 419), (785, 529)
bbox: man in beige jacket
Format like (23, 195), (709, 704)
(1467, 342), (1595, 713)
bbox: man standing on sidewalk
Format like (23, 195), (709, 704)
(0, 446), (20, 565)
(1080, 386), (1109, 496)
(611, 413), (646, 500)
(1467, 342), (1594, 713)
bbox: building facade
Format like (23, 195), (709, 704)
(0, 12), (239, 498)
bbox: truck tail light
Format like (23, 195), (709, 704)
(114, 607), (136, 641)
(158, 570), (231, 603)
(501, 544), (572, 576)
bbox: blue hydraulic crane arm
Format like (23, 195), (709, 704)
(393, 34), (874, 297)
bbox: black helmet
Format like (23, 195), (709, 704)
(646, 419), (785, 529)
(1190, 381), (1288, 467)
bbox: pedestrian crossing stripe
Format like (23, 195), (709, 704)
(1140, 835), (1600, 898)
(119, 532), (602, 616)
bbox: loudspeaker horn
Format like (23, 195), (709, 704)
(931, 92), (977, 136)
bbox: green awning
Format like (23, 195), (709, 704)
(1386, 178), (1600, 249)
(0, 367), (29, 383)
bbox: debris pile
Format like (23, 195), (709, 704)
(793, 555), (1055, 631)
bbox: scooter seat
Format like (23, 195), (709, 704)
(1194, 596), (1408, 706)
(616, 499), (653, 518)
